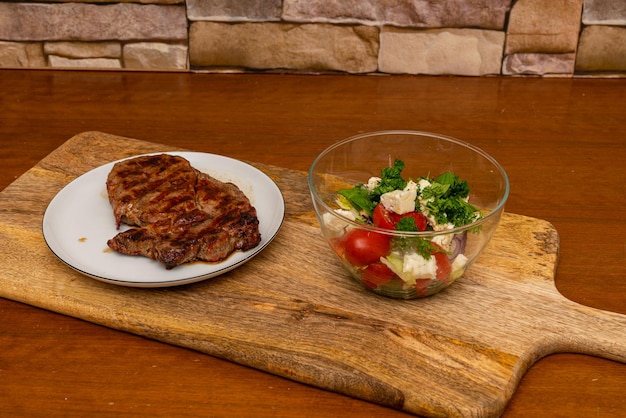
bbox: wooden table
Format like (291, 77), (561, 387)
(1, 69), (624, 417)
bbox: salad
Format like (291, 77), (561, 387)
(323, 159), (482, 298)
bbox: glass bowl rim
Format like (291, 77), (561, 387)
(308, 130), (510, 237)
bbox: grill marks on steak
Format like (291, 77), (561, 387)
(106, 154), (261, 269)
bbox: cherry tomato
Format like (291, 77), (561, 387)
(372, 203), (399, 229)
(401, 211), (428, 232)
(360, 262), (396, 289)
(330, 236), (346, 259)
(431, 244), (452, 281)
(342, 229), (390, 266)
(414, 278), (433, 296)
(373, 204), (428, 232)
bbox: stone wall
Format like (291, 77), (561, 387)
(1, 0), (625, 76)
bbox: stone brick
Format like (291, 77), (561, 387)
(576, 25), (626, 72)
(187, 0), (282, 21)
(502, 53), (575, 75)
(0, 41), (46, 68)
(44, 42), (121, 59)
(283, 0), (512, 30)
(189, 22), (379, 73)
(583, 0), (626, 25)
(48, 56), (122, 68)
(124, 43), (188, 70)
(379, 28), (504, 76)
(0, 3), (187, 42)
(505, 0), (583, 54)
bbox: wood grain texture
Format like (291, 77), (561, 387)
(1, 70), (625, 418)
(1, 131), (624, 417)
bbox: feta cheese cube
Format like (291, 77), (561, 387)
(451, 254), (468, 272)
(432, 233), (453, 251)
(402, 252), (438, 281)
(323, 209), (355, 234)
(364, 177), (381, 192)
(380, 180), (417, 215)
(432, 221), (455, 232)
(416, 179), (434, 210)
(449, 254), (469, 280)
(417, 178), (432, 192)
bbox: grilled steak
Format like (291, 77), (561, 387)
(106, 154), (261, 269)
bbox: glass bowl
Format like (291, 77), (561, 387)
(308, 131), (509, 299)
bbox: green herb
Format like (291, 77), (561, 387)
(426, 198), (480, 227)
(337, 159), (407, 216)
(337, 187), (376, 215)
(420, 173), (481, 227)
(395, 216), (419, 232)
(394, 216), (449, 258)
(370, 160), (407, 200)
(392, 235), (443, 259)
(337, 160), (481, 227)
(435, 172), (470, 198)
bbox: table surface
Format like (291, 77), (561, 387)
(1, 69), (624, 417)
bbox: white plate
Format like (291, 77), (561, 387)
(42, 152), (285, 287)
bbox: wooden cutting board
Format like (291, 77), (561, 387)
(1, 132), (624, 418)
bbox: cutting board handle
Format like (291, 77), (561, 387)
(543, 296), (626, 363)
